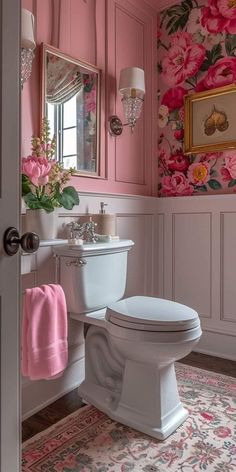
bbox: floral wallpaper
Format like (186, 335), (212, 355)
(158, 0), (236, 197)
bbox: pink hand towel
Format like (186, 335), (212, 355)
(21, 284), (68, 380)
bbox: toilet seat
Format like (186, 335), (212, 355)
(106, 296), (200, 332)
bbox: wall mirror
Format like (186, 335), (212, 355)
(41, 43), (101, 176)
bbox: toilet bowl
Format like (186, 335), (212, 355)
(54, 239), (201, 440)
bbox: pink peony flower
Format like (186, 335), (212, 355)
(161, 86), (186, 111)
(161, 32), (206, 86)
(223, 150), (236, 179)
(168, 151), (189, 172)
(22, 155), (53, 187)
(196, 57), (236, 91)
(201, 0), (236, 34)
(161, 172), (194, 196)
(188, 162), (210, 185)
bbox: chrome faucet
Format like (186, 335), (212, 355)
(66, 221), (84, 240)
(82, 220), (97, 243)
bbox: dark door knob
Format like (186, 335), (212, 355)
(3, 227), (40, 256)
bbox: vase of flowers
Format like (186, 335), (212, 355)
(22, 118), (79, 240)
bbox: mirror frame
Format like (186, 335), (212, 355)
(40, 43), (101, 177)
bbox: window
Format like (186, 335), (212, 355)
(47, 88), (96, 172)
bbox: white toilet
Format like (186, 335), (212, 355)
(55, 239), (201, 440)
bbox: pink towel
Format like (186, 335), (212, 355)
(21, 284), (68, 380)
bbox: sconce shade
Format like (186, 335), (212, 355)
(119, 67), (145, 97)
(21, 9), (36, 50)
(109, 67), (145, 136)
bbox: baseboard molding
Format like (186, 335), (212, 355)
(195, 331), (236, 362)
(22, 357), (85, 420)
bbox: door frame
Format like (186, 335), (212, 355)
(0, 0), (21, 470)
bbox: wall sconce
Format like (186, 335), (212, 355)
(109, 67), (145, 136)
(21, 9), (36, 89)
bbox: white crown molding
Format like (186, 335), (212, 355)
(144, 0), (178, 12)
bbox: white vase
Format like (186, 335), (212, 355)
(25, 208), (58, 240)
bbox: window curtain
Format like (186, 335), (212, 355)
(46, 54), (83, 105)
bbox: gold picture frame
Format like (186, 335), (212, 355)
(184, 84), (236, 154)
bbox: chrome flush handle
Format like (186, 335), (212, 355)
(65, 258), (87, 267)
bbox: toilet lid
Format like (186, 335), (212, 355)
(106, 296), (200, 332)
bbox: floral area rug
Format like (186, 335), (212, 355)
(22, 363), (236, 471)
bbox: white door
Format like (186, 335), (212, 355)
(0, 1), (21, 470)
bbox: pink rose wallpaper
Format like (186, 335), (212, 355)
(158, 0), (236, 197)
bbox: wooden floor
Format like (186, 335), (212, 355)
(22, 352), (236, 442)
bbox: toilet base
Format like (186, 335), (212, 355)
(78, 359), (188, 440)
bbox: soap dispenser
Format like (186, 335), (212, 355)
(92, 202), (116, 236)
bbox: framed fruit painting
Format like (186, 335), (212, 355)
(184, 85), (236, 154)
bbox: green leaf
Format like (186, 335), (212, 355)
(24, 193), (55, 212)
(208, 179), (222, 190)
(160, 10), (168, 29)
(58, 186), (79, 210)
(200, 45), (223, 71)
(163, 2), (191, 33)
(189, 154), (196, 165)
(225, 34), (236, 56)
(196, 185), (207, 192)
(228, 179), (236, 187)
(211, 43), (223, 64)
(183, 0), (193, 8)
(22, 174), (31, 196)
(200, 60), (211, 72)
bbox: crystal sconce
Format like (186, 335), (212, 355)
(109, 67), (145, 136)
(21, 9), (36, 89)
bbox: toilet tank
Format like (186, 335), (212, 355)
(54, 240), (134, 314)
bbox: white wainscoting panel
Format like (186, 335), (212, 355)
(117, 214), (154, 296)
(156, 214), (164, 298)
(220, 212), (236, 324)
(172, 213), (212, 318)
(158, 194), (236, 361)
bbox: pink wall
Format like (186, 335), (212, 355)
(158, 0), (236, 197)
(21, 0), (157, 196)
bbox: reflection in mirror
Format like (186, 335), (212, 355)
(41, 43), (101, 176)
